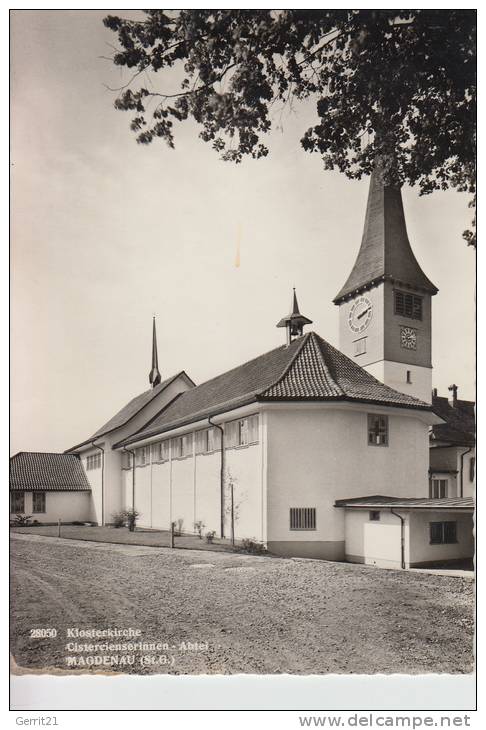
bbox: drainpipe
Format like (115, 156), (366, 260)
(208, 416), (225, 539)
(459, 446), (473, 497)
(390, 509), (406, 570)
(91, 440), (105, 526)
(123, 446), (137, 511)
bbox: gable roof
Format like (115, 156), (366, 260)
(334, 170), (438, 303)
(10, 452), (91, 492)
(67, 371), (193, 451)
(431, 395), (475, 447)
(116, 332), (432, 447)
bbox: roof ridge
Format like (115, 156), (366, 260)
(186, 340), (297, 393)
(257, 333), (311, 396)
(11, 451), (80, 457)
(66, 370), (190, 452)
(307, 332), (346, 397)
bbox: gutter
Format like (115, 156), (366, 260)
(123, 446), (137, 511)
(208, 416), (225, 539)
(459, 446), (473, 498)
(390, 509), (406, 570)
(91, 440), (105, 526)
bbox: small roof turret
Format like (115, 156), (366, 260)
(277, 289), (313, 344)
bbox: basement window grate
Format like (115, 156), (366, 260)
(290, 507), (316, 531)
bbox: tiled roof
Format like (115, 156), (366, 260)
(335, 495), (474, 510)
(68, 371), (193, 450)
(116, 336), (307, 445)
(431, 396), (475, 447)
(10, 452), (91, 492)
(334, 170), (438, 303)
(117, 332), (432, 447)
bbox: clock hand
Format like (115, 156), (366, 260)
(357, 307), (371, 320)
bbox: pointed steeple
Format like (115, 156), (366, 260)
(333, 168), (438, 304)
(277, 288), (313, 345)
(149, 316), (161, 388)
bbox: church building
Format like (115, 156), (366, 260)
(11, 170), (475, 569)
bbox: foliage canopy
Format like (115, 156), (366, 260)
(103, 9), (476, 244)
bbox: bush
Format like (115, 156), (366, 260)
(123, 508), (140, 532)
(240, 539), (268, 555)
(11, 514), (32, 527)
(111, 511), (126, 528)
(206, 530), (216, 544)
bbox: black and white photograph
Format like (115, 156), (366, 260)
(9, 6), (477, 717)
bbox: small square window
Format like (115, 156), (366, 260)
(430, 521), (457, 545)
(354, 337), (367, 356)
(369, 511), (381, 521)
(368, 414), (388, 446)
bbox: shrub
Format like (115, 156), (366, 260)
(194, 520), (205, 539)
(206, 530), (216, 544)
(240, 539), (268, 555)
(11, 514), (32, 527)
(111, 511), (126, 528)
(123, 508), (140, 532)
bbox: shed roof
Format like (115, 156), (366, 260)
(10, 452), (91, 492)
(335, 495), (474, 510)
(116, 331), (433, 448)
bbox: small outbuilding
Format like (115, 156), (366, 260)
(335, 495), (474, 569)
(9, 452), (92, 524)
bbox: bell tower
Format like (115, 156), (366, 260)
(277, 289), (312, 345)
(333, 169), (438, 403)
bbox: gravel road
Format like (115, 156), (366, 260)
(10, 533), (474, 676)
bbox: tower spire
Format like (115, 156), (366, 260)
(277, 288), (313, 345)
(333, 167), (438, 304)
(149, 316), (161, 388)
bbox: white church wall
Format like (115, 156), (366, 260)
(195, 452), (222, 535)
(171, 456), (195, 534)
(225, 442), (263, 542)
(265, 405), (429, 559)
(134, 464), (152, 528)
(122, 467), (133, 511)
(81, 447), (104, 524)
(103, 445), (124, 522)
(151, 461), (171, 529)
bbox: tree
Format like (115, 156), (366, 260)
(103, 9), (476, 245)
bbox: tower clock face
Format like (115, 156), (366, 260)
(348, 296), (373, 333)
(400, 326), (417, 350)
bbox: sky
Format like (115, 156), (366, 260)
(10, 10), (476, 455)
